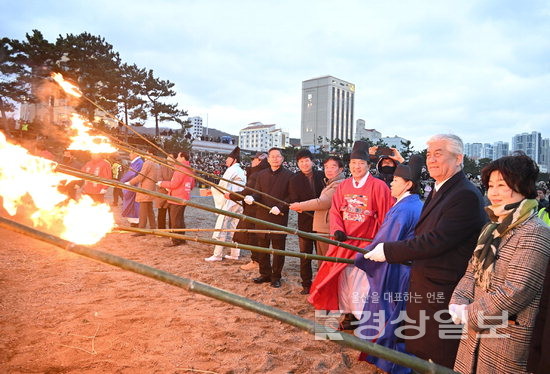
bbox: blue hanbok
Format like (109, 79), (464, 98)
(354, 193), (422, 374)
(120, 157), (144, 220)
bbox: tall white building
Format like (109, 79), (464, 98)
(481, 143), (493, 160)
(512, 131), (541, 163)
(465, 143), (483, 160)
(239, 122), (289, 152)
(493, 141), (509, 160)
(354, 119), (381, 142)
(301, 76), (355, 148)
(187, 116), (203, 138)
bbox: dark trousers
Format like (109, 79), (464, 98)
(257, 236), (286, 281)
(158, 207), (170, 229)
(249, 235), (259, 263)
(138, 201), (156, 229)
(299, 237), (316, 288)
(169, 204), (186, 244)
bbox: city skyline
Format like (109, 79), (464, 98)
(1, 1), (549, 151)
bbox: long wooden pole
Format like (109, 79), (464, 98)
(55, 165), (372, 254)
(0, 216), (457, 374)
(145, 228), (371, 242)
(115, 226), (354, 264)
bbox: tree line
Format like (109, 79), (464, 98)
(0, 30), (189, 138)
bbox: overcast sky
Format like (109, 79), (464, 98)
(1, 0), (549, 150)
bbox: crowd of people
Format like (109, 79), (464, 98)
(26, 134), (550, 373)
(181, 136), (549, 374)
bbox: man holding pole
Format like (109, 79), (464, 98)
(363, 134), (487, 368)
(157, 150), (195, 247)
(205, 146), (246, 261)
(289, 149), (325, 294)
(245, 147), (293, 288)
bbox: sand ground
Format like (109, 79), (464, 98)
(0, 189), (381, 373)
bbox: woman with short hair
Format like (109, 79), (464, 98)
(450, 152), (550, 374)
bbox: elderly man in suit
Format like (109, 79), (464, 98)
(364, 134), (487, 368)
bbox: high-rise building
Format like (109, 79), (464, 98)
(187, 116), (203, 138)
(465, 143), (482, 160)
(301, 76), (355, 148)
(492, 141), (509, 160)
(481, 143), (493, 160)
(512, 131), (541, 163)
(540, 138), (550, 173)
(239, 122), (289, 152)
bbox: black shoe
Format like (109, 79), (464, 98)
(338, 313), (359, 331)
(270, 280), (281, 288)
(300, 286), (310, 295)
(253, 276), (271, 284)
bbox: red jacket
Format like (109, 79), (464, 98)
(160, 161), (195, 205)
(81, 158), (112, 195)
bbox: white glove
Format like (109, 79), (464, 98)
(100, 188), (107, 194)
(269, 206), (281, 215)
(449, 304), (468, 325)
(124, 182), (131, 186)
(244, 195), (254, 205)
(363, 243), (386, 262)
(156, 181), (163, 187)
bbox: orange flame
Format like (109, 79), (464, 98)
(67, 114), (118, 154)
(52, 72), (82, 98)
(0, 132), (114, 244)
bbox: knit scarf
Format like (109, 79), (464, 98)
(472, 198), (538, 291)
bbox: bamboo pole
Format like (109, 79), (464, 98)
(145, 228), (372, 242)
(55, 165), (372, 254)
(0, 216), (456, 374)
(111, 143), (276, 215)
(115, 226), (354, 264)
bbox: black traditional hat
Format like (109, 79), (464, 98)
(227, 146), (241, 162)
(295, 148), (313, 161)
(394, 154), (423, 183)
(349, 140), (371, 161)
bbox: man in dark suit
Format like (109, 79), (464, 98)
(364, 134), (487, 368)
(289, 149), (325, 294)
(245, 147), (294, 288)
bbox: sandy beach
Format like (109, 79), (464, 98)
(0, 190), (380, 373)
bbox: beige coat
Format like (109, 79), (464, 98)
(290, 172), (345, 233)
(451, 216), (550, 374)
(129, 160), (159, 203)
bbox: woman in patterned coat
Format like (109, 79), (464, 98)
(450, 152), (550, 374)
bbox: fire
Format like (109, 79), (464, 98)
(0, 132), (114, 244)
(67, 113), (118, 154)
(52, 72), (82, 98)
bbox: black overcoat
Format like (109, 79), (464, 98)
(252, 166), (294, 240)
(385, 171), (487, 368)
(288, 169), (325, 231)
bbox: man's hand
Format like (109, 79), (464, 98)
(156, 181), (163, 187)
(244, 195), (254, 205)
(289, 202), (302, 212)
(269, 206), (281, 215)
(363, 243), (386, 262)
(334, 230), (348, 242)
